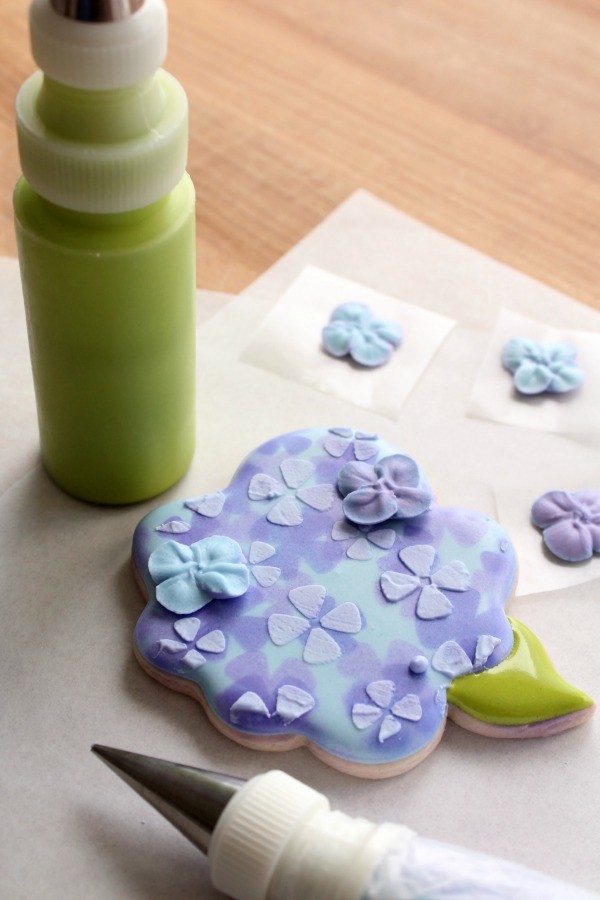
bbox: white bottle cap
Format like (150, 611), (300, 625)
(208, 770), (414, 900)
(208, 771), (329, 900)
(29, 0), (167, 90)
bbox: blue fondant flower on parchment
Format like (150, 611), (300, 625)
(148, 535), (249, 614)
(502, 338), (583, 395)
(322, 302), (403, 367)
(338, 454), (432, 525)
(531, 489), (600, 562)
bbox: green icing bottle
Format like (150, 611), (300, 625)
(14, 0), (196, 504)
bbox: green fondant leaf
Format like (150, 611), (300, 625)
(447, 617), (593, 726)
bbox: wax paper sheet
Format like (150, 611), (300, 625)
(240, 265), (455, 419)
(467, 308), (600, 435)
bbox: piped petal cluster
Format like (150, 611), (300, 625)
(322, 302), (403, 367)
(148, 535), (250, 614)
(338, 453), (432, 525)
(502, 338), (583, 395)
(531, 489), (600, 562)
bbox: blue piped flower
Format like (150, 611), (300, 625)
(148, 535), (250, 614)
(338, 454), (432, 526)
(502, 338), (583, 395)
(322, 302), (403, 367)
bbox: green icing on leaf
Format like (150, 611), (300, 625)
(447, 617), (593, 725)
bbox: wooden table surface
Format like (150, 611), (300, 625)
(0, 0), (598, 309)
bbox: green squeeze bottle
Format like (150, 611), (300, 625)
(14, 0), (196, 504)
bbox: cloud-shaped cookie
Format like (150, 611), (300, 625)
(132, 427), (594, 778)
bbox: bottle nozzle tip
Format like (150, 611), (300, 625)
(50, 0), (144, 22)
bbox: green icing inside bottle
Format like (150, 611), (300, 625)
(447, 617), (593, 726)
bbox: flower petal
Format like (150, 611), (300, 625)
(252, 565), (281, 587)
(330, 302), (372, 326)
(322, 321), (354, 357)
(248, 473), (285, 501)
(320, 602), (362, 633)
(432, 641), (473, 678)
(148, 540), (194, 583)
(381, 571), (421, 602)
(378, 715), (401, 742)
(268, 614), (311, 646)
(474, 634), (501, 668)
(547, 363), (584, 394)
(343, 486), (398, 525)
(276, 685), (315, 724)
(324, 433), (351, 457)
(349, 330), (394, 367)
(501, 337), (539, 373)
(230, 692), (270, 723)
(196, 630), (226, 653)
(513, 360), (553, 395)
(296, 483), (335, 511)
(280, 458), (315, 489)
(346, 537), (373, 560)
(156, 572), (210, 614)
(543, 519), (594, 563)
(196, 562), (250, 600)
(547, 342), (578, 365)
(391, 694), (422, 721)
(432, 560), (471, 592)
(267, 496), (303, 526)
(352, 703), (383, 730)
(574, 490), (600, 523)
(337, 461), (378, 497)
(531, 490), (579, 528)
(155, 518), (191, 534)
(289, 584), (326, 619)
(366, 680), (395, 708)
(332, 520), (360, 541)
(248, 541), (276, 565)
(184, 492), (225, 518)
(375, 453), (420, 489)
(174, 617), (201, 642)
(194, 535), (246, 567)
(303, 628), (341, 664)
(416, 584), (454, 620)
(399, 544), (435, 578)
(393, 486), (432, 519)
(366, 528), (396, 550)
(369, 317), (403, 347)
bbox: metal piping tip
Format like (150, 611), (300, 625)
(92, 745), (245, 854)
(50, 0), (145, 22)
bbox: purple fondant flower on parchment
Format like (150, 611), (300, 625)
(338, 454), (432, 526)
(531, 489), (600, 562)
(322, 302), (403, 367)
(502, 338), (583, 396)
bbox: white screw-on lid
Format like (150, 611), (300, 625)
(208, 771), (329, 900)
(29, 0), (167, 89)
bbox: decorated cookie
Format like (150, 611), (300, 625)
(502, 337), (583, 395)
(132, 427), (594, 778)
(322, 303), (403, 367)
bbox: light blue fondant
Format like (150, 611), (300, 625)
(148, 535), (249, 614)
(322, 302), (403, 367)
(502, 337), (583, 395)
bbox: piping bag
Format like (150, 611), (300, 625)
(92, 745), (597, 899)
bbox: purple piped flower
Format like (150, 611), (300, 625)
(502, 338), (583, 395)
(338, 454), (432, 526)
(531, 490), (600, 562)
(322, 302), (403, 367)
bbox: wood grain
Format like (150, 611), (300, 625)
(1, 0), (598, 307)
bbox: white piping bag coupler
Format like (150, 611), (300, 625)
(92, 746), (598, 899)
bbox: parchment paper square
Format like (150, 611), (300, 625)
(240, 265), (455, 420)
(468, 308), (600, 434)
